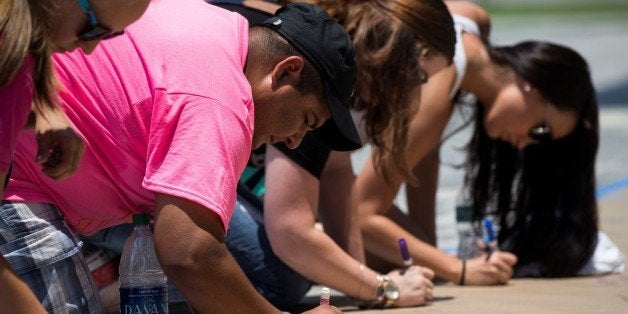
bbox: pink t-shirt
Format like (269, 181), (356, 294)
(5, 0), (254, 234)
(0, 55), (34, 172)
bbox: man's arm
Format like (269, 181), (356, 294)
(153, 193), (279, 313)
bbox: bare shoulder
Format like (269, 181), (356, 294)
(446, 1), (489, 22)
(445, 0), (491, 39)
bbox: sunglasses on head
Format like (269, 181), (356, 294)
(76, 0), (124, 41)
(528, 101), (553, 144)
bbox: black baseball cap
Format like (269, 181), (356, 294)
(262, 3), (362, 151)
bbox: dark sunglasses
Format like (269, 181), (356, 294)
(529, 101), (553, 144)
(76, 0), (124, 41)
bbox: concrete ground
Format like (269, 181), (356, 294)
(301, 188), (628, 313)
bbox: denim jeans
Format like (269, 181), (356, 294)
(226, 196), (312, 311)
(84, 194), (312, 310)
(82, 223), (188, 304)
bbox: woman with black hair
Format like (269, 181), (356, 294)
(355, 0), (598, 282)
(463, 41), (598, 277)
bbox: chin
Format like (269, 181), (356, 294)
(251, 141), (262, 150)
(251, 136), (264, 150)
(484, 126), (500, 140)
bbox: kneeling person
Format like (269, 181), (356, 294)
(1, 1), (358, 313)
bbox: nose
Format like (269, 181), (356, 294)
(78, 40), (101, 55)
(283, 128), (308, 149)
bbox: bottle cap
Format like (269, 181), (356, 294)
(132, 214), (150, 226)
(319, 287), (331, 305)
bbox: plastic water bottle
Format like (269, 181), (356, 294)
(119, 214), (168, 314)
(455, 192), (481, 259)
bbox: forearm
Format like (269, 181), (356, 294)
(346, 210), (365, 263)
(319, 200), (365, 263)
(271, 227), (379, 301)
(0, 256), (46, 314)
(154, 195), (278, 313)
(354, 157), (402, 218)
(361, 214), (461, 282)
(318, 151), (364, 261)
(162, 241), (277, 313)
(405, 149), (440, 245)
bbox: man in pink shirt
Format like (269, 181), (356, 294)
(1, 0), (358, 312)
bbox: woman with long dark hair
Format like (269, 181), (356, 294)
(355, 0), (597, 283)
(465, 41), (598, 277)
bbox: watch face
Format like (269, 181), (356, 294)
(385, 281), (400, 301)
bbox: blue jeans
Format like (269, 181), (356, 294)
(82, 224), (188, 304)
(226, 196), (312, 311)
(85, 194), (312, 310)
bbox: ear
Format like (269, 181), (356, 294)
(270, 56), (305, 90)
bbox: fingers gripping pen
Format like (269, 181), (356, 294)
(482, 217), (496, 261)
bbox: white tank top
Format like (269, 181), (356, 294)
(449, 14), (481, 99)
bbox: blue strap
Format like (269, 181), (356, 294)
(76, 0), (98, 26)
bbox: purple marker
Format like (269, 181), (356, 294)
(398, 238), (413, 267)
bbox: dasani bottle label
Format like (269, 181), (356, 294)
(120, 286), (168, 314)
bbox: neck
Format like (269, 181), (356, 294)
(460, 45), (513, 110)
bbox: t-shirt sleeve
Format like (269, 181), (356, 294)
(143, 92), (253, 231)
(273, 133), (331, 179)
(0, 56), (35, 172)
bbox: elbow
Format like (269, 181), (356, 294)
(266, 224), (304, 265)
(155, 233), (228, 282)
(360, 214), (389, 237)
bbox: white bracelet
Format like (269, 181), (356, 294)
(357, 264), (365, 299)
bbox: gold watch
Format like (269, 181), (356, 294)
(375, 274), (400, 308)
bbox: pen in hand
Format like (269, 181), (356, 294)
(399, 238), (413, 268)
(482, 217), (496, 261)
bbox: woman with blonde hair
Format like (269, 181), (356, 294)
(1, 0), (148, 312)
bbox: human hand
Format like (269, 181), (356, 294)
(387, 265), (434, 307)
(302, 304), (343, 313)
(34, 108), (85, 180)
(463, 251), (518, 285)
